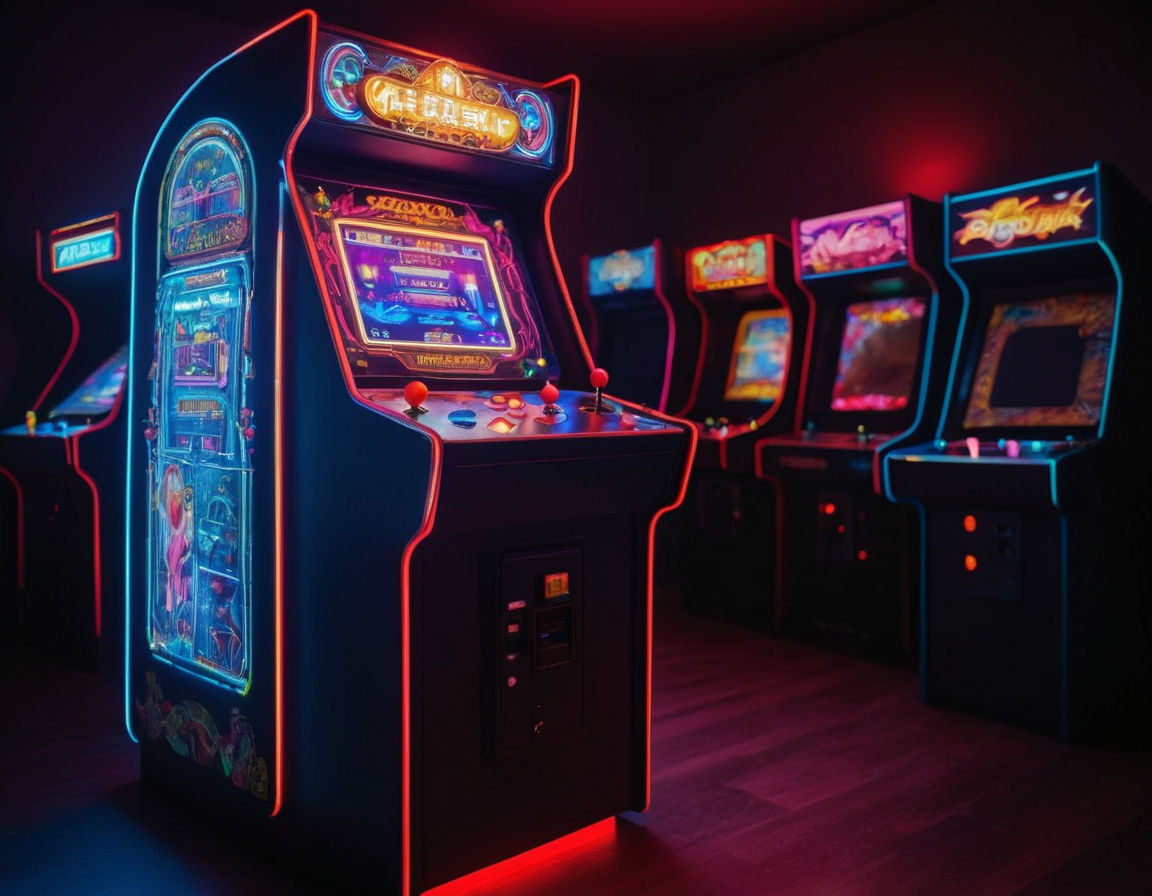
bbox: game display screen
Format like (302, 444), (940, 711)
(587, 245), (656, 297)
(963, 293), (1114, 430)
(336, 220), (517, 352)
(300, 180), (558, 384)
(47, 344), (129, 419)
(831, 297), (925, 412)
(724, 309), (790, 403)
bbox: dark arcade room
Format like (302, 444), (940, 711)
(3, 1), (1152, 894)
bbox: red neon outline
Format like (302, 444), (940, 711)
(64, 366), (126, 640)
(269, 6), (322, 822)
(643, 410), (697, 804)
(541, 73), (596, 374)
(788, 215), (819, 434)
(33, 230), (80, 413)
(0, 466), (24, 588)
(68, 435), (102, 636)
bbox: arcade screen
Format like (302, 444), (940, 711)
(587, 245), (656, 297)
(724, 309), (790, 403)
(831, 297), (925, 412)
(47, 344), (129, 418)
(336, 220), (517, 353)
(963, 293), (1114, 429)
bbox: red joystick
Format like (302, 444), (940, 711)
(589, 367), (609, 413)
(540, 382), (560, 406)
(403, 380), (429, 416)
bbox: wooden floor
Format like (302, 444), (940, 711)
(3, 599), (1152, 895)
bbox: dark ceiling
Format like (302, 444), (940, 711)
(163, 0), (936, 92)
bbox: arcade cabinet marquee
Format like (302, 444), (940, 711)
(124, 11), (694, 895)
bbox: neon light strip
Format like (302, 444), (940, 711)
(541, 73), (596, 374)
(272, 7), (321, 820)
(68, 435), (102, 636)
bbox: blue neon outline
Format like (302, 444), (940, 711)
(800, 258), (908, 281)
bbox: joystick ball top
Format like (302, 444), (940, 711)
(403, 380), (429, 409)
(590, 368), (609, 389)
(540, 382), (560, 405)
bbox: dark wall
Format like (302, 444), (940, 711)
(3, 0), (1149, 421)
(639, 0), (1152, 254)
(2, 5), (252, 425)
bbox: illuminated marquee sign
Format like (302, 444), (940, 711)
(317, 37), (556, 165)
(358, 60), (520, 150)
(796, 200), (908, 276)
(50, 213), (120, 272)
(588, 245), (656, 296)
(688, 237), (768, 292)
(949, 177), (1097, 257)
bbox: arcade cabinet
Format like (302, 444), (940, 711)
(124, 12), (695, 895)
(578, 240), (697, 413)
(0, 212), (128, 665)
(883, 161), (1152, 744)
(755, 197), (960, 661)
(672, 233), (808, 626)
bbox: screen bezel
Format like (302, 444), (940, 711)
(959, 290), (1115, 438)
(334, 219), (520, 357)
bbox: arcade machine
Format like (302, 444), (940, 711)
(882, 162), (1152, 745)
(577, 240), (697, 413)
(672, 233), (807, 626)
(0, 212), (128, 665)
(755, 197), (960, 661)
(124, 12), (694, 895)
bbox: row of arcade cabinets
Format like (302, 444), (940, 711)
(578, 235), (809, 624)
(883, 162), (1152, 746)
(758, 197), (960, 662)
(124, 11), (694, 896)
(0, 213), (130, 666)
(674, 236), (807, 625)
(581, 205), (951, 658)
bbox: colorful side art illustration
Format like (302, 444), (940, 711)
(145, 120), (254, 693)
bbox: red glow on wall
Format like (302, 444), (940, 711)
(964, 554), (977, 572)
(963, 514), (977, 532)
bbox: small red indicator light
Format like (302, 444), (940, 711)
(964, 554), (977, 571)
(963, 514), (977, 532)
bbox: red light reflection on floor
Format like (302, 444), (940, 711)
(423, 818), (617, 895)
